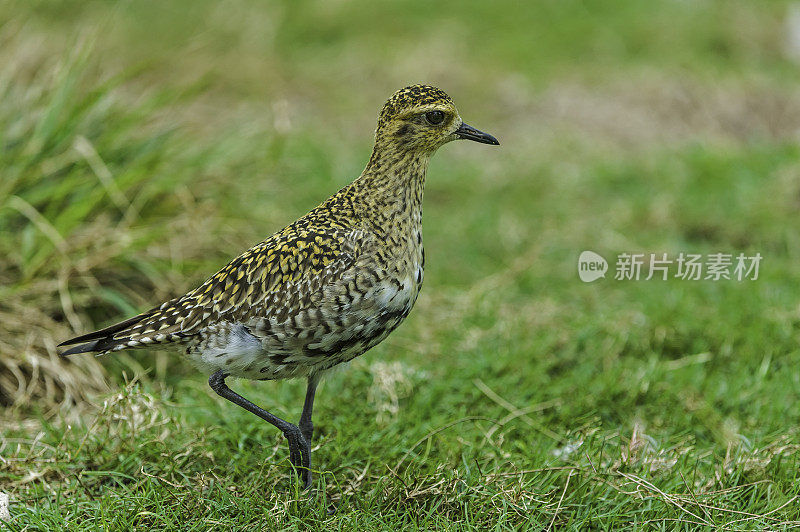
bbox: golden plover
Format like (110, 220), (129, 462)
(60, 85), (499, 488)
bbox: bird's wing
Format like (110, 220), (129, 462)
(59, 222), (362, 355)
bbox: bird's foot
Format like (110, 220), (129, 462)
(284, 426), (312, 489)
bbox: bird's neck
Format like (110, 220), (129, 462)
(349, 148), (430, 231)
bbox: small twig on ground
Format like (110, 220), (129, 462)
(394, 416), (499, 471)
(618, 472), (712, 528)
(679, 471), (712, 522)
(474, 378), (562, 441)
(546, 469), (573, 532)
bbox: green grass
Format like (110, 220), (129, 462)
(2, 0), (800, 529)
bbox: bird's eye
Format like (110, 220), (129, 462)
(425, 110), (445, 125)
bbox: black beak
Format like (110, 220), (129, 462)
(455, 122), (500, 145)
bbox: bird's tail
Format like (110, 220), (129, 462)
(58, 314), (152, 356)
(58, 296), (191, 356)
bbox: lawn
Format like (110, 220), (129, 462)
(2, 1), (800, 529)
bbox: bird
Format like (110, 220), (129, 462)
(59, 85), (499, 489)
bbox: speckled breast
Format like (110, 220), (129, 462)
(299, 236), (425, 373)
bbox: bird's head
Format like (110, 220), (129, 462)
(373, 85), (499, 156)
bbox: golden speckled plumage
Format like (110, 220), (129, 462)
(60, 85), (498, 488)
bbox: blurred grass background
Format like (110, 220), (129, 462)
(2, 0), (800, 529)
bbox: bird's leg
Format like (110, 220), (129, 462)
(294, 374), (320, 488)
(299, 374), (319, 443)
(208, 370), (312, 489)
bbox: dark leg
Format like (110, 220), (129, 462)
(299, 374), (320, 443)
(209, 370), (312, 489)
